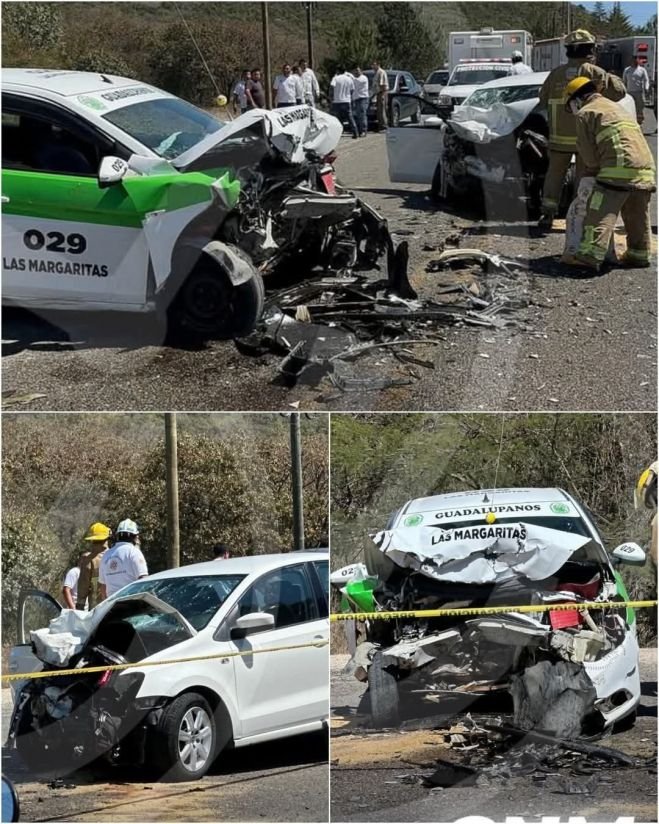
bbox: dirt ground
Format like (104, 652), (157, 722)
(329, 649), (658, 823)
(3, 116), (656, 413)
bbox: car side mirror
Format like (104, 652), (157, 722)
(230, 611), (275, 639)
(98, 156), (128, 188)
(611, 542), (646, 566)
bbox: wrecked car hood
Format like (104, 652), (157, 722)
(30, 593), (196, 667)
(372, 522), (591, 584)
(450, 99), (540, 144)
(173, 106), (343, 169)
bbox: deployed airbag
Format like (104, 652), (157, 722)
(450, 100), (537, 144)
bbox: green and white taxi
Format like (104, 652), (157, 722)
(1, 69), (343, 338)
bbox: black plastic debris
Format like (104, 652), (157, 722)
(423, 760), (479, 788)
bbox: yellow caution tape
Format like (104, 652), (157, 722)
(0, 639), (329, 683)
(329, 599), (658, 623)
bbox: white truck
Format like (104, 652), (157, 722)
(448, 28), (533, 71)
(532, 37), (567, 71)
(597, 36), (657, 108)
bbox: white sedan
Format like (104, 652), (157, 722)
(387, 72), (638, 215)
(7, 552), (329, 781)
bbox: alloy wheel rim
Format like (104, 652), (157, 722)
(178, 706), (213, 773)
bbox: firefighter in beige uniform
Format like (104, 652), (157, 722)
(538, 29), (626, 229)
(76, 522), (111, 610)
(563, 76), (655, 271)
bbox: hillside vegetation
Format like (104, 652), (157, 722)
(3, 2), (654, 103)
(2, 413), (328, 642)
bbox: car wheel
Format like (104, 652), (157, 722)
(390, 103), (401, 127)
(411, 102), (422, 124)
(150, 693), (218, 782)
(168, 248), (265, 341)
(368, 651), (399, 727)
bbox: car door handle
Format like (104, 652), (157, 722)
(312, 635), (328, 647)
(1, 195), (10, 204)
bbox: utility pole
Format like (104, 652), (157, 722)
(305, 2), (314, 67)
(165, 413), (180, 569)
(262, 2), (272, 109)
(290, 413), (305, 551)
(566, 1), (571, 34)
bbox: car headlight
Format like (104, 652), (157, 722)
(439, 94), (453, 105)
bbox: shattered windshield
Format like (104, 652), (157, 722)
(102, 97), (224, 159)
(448, 68), (511, 86)
(116, 574), (246, 630)
(465, 84), (542, 107)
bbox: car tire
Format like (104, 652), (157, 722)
(390, 103), (401, 128)
(368, 651), (399, 727)
(411, 102), (422, 124)
(149, 692), (218, 782)
(168, 247), (265, 341)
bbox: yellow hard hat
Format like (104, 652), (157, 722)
(563, 75), (595, 105)
(565, 29), (596, 46)
(215, 94), (228, 107)
(84, 522), (112, 542)
(635, 462), (658, 510)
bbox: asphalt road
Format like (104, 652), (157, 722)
(329, 650), (657, 823)
(2, 690), (328, 822)
(2, 116), (656, 412)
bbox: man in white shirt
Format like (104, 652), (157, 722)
(351, 66), (370, 138)
(298, 58), (320, 106)
(273, 63), (303, 108)
(62, 558), (82, 610)
(232, 69), (251, 115)
(99, 518), (148, 598)
(371, 59), (390, 131)
(623, 55), (650, 126)
(330, 66), (358, 138)
(508, 51), (532, 75)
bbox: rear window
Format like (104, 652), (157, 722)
(116, 574), (245, 631)
(449, 67), (511, 86)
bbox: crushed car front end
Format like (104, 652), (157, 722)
(335, 491), (642, 736)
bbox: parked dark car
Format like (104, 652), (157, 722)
(363, 70), (423, 127)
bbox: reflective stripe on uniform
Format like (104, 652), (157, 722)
(625, 248), (651, 263)
(579, 224), (608, 262)
(595, 121), (638, 143)
(598, 166), (655, 182)
(549, 135), (577, 146)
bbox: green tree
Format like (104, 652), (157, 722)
(607, 1), (634, 36)
(376, 3), (436, 77)
(3, 2), (63, 51)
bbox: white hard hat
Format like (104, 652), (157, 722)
(116, 518), (139, 535)
(512, 50), (524, 59)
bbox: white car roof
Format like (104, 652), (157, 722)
(403, 487), (572, 514)
(2, 68), (144, 97)
(142, 552), (328, 582)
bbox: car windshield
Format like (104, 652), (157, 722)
(115, 574), (246, 630)
(102, 97), (224, 160)
(465, 84), (542, 107)
(448, 67), (511, 86)
(427, 71), (449, 85)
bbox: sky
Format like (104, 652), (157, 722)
(576, 2), (656, 26)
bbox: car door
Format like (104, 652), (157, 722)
(386, 119), (445, 184)
(7, 589), (62, 697)
(229, 563), (328, 738)
(2, 94), (151, 309)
